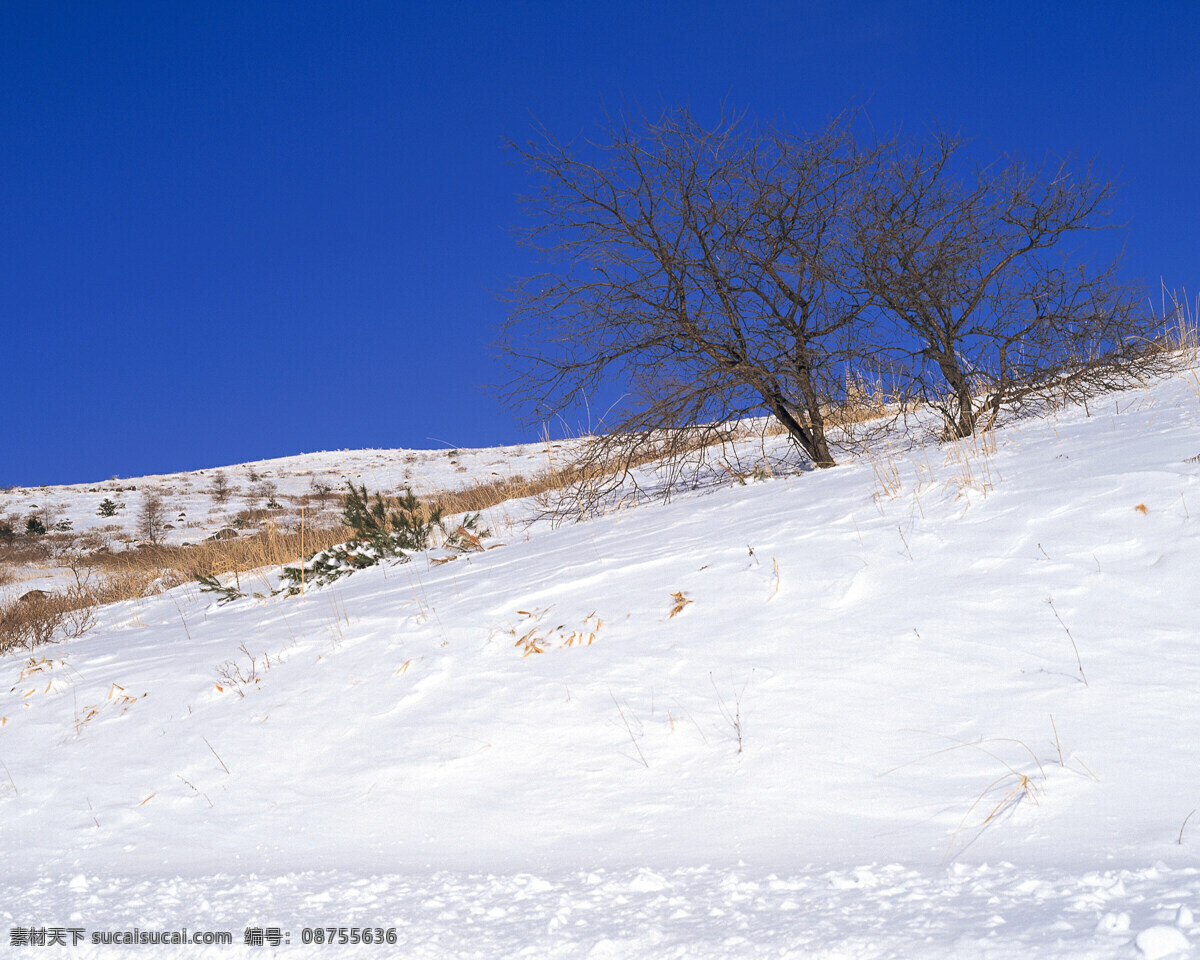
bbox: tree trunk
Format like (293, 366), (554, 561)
(769, 398), (836, 468)
(934, 354), (977, 439)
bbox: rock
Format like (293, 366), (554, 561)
(208, 528), (239, 541)
(18, 590), (48, 604)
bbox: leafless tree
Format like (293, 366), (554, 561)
(253, 480), (280, 509)
(137, 489), (168, 545)
(502, 109), (1162, 516)
(209, 471), (232, 504)
(501, 107), (892, 511)
(308, 477), (335, 508)
(851, 131), (1161, 439)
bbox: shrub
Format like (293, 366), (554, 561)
(278, 540), (393, 595)
(97, 498), (119, 517)
(342, 482), (443, 553)
(25, 517), (46, 536)
(277, 485), (451, 597)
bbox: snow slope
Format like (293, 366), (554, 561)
(2, 368), (1200, 957)
(0, 438), (572, 544)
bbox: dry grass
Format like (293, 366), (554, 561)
(880, 733), (1050, 862)
(1, 521), (356, 653)
(85, 522), (353, 587)
(942, 427), (998, 503)
(429, 427), (730, 520)
(824, 376), (901, 427)
(1155, 286), (1199, 360)
(0, 539), (53, 567)
(0, 590), (99, 654)
(668, 592), (693, 618)
(509, 609), (602, 657)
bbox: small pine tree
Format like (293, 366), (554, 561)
(341, 482), (384, 541)
(341, 483), (442, 554)
(25, 516), (46, 536)
(98, 498), (119, 517)
(391, 487), (443, 550)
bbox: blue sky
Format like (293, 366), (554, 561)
(2, 1), (1196, 486)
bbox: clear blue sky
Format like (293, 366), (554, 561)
(2, 1), (1196, 486)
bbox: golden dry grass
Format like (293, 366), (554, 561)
(85, 522), (353, 585)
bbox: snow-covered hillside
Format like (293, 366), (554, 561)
(2, 367), (1200, 958)
(0, 438), (573, 546)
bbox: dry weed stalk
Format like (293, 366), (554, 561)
(0, 760), (18, 797)
(1047, 597), (1088, 686)
(610, 691), (649, 768)
(710, 672), (747, 754)
(881, 733), (1049, 861)
(215, 643), (265, 697)
(202, 735), (231, 775)
(1179, 810), (1196, 846)
(942, 428), (998, 502)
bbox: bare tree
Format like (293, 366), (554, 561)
(503, 109), (1161, 515)
(209, 471), (232, 504)
(501, 107), (889, 508)
(137, 489), (168, 545)
(851, 131), (1159, 439)
(308, 477), (334, 507)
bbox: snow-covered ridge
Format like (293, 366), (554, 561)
(0, 438), (574, 546)
(1, 366), (1199, 957)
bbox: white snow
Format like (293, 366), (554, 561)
(2, 364), (1200, 956)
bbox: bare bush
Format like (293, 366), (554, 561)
(0, 595), (66, 653)
(308, 478), (335, 508)
(253, 480), (280, 509)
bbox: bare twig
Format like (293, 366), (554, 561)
(610, 691), (648, 768)
(1179, 810), (1196, 845)
(710, 672), (747, 755)
(0, 759), (17, 796)
(1047, 597), (1088, 686)
(1050, 714), (1064, 767)
(202, 735), (230, 775)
